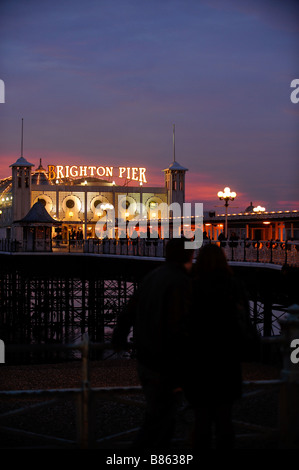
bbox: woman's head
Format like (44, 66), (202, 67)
(194, 243), (232, 277)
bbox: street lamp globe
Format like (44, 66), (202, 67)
(253, 205), (265, 213)
(217, 187), (237, 239)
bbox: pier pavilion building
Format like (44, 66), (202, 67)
(0, 155), (188, 243)
(0, 154), (298, 246)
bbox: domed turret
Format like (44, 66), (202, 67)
(245, 202), (254, 213)
(163, 124), (188, 206)
(31, 158), (52, 185)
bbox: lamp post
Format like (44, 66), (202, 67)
(217, 187), (237, 239)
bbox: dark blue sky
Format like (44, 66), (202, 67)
(0, 0), (298, 211)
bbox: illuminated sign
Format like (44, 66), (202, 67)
(48, 165), (147, 183)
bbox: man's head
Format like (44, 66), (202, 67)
(165, 238), (194, 271)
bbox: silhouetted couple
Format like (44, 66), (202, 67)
(112, 238), (258, 452)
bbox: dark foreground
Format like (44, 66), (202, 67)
(0, 359), (281, 450)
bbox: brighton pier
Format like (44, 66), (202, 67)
(47, 165), (148, 183)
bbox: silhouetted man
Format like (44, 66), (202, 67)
(112, 237), (194, 450)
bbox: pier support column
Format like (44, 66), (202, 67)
(263, 295), (273, 338)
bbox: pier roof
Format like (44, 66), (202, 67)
(9, 156), (35, 168)
(17, 200), (60, 225)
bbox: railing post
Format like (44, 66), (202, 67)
(270, 240), (273, 264)
(76, 333), (95, 449)
(278, 304), (299, 448)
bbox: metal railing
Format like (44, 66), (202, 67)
(84, 238), (299, 267)
(1, 237), (299, 267)
(0, 336), (141, 449)
(1, 304), (299, 449)
(220, 239), (299, 267)
(0, 238), (52, 252)
(83, 237), (166, 257)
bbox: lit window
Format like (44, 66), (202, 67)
(66, 199), (75, 209)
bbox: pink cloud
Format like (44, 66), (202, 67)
(276, 200), (299, 211)
(1, 155), (298, 213)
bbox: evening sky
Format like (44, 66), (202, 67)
(0, 0), (298, 212)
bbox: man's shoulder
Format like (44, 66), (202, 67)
(141, 263), (190, 291)
(142, 263), (186, 280)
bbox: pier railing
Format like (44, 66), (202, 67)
(83, 237), (166, 257)
(220, 239), (299, 267)
(1, 237), (299, 267)
(38, 238), (299, 267)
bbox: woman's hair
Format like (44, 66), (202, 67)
(194, 243), (232, 277)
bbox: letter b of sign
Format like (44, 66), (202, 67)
(0, 339), (4, 363)
(0, 80), (4, 103)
